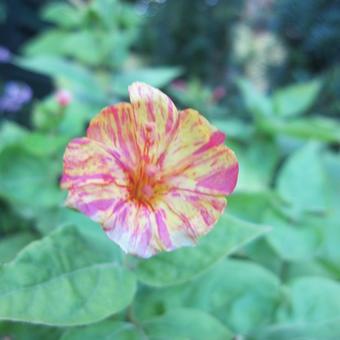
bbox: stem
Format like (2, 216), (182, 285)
(280, 260), (289, 283)
(126, 305), (149, 340)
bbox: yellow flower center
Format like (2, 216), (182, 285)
(128, 163), (167, 207)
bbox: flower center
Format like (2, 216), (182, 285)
(128, 163), (167, 207)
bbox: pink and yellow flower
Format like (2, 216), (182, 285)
(61, 83), (238, 258)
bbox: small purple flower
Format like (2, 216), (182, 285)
(0, 46), (11, 63)
(0, 81), (33, 112)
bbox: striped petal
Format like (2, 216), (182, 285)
(128, 82), (179, 162)
(86, 103), (140, 171)
(102, 190), (225, 258)
(61, 137), (129, 224)
(156, 190), (226, 248)
(103, 201), (155, 258)
(162, 109), (238, 196)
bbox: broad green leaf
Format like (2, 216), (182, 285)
(20, 133), (68, 157)
(136, 214), (269, 287)
(0, 146), (63, 216)
(62, 321), (141, 340)
(254, 318), (340, 340)
(0, 232), (36, 263)
(62, 309), (232, 340)
(229, 138), (280, 193)
(273, 80), (321, 117)
(0, 122), (27, 153)
(0, 225), (136, 325)
(276, 142), (328, 215)
(236, 78), (273, 117)
(62, 31), (105, 66)
(0, 202), (29, 235)
(0, 321), (61, 340)
(88, 0), (141, 30)
(244, 238), (282, 276)
(23, 30), (68, 57)
(265, 210), (323, 261)
(277, 277), (340, 323)
(286, 261), (336, 281)
(16, 56), (106, 104)
(35, 207), (98, 236)
(112, 67), (182, 97)
(228, 191), (273, 223)
(212, 119), (255, 142)
(319, 152), (340, 273)
(0, 123), (66, 157)
(135, 259), (281, 335)
(323, 151), (340, 211)
(259, 116), (340, 143)
(143, 308), (232, 340)
(42, 2), (82, 28)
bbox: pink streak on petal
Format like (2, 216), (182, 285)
(155, 209), (173, 249)
(193, 131), (226, 155)
(78, 199), (113, 216)
(197, 162), (239, 194)
(137, 217), (153, 256)
(200, 207), (215, 226)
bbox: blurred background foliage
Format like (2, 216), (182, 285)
(0, 0), (340, 339)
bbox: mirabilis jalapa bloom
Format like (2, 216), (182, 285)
(61, 83), (238, 258)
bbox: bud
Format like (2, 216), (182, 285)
(212, 85), (226, 102)
(56, 89), (72, 107)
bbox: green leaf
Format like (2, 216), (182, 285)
(0, 122), (27, 153)
(259, 116), (340, 142)
(20, 133), (68, 157)
(135, 259), (280, 335)
(143, 308), (232, 340)
(16, 56), (106, 104)
(0, 146), (63, 216)
(62, 31), (105, 66)
(42, 2), (82, 28)
(228, 191), (273, 223)
(278, 277), (340, 323)
(236, 78), (273, 117)
(244, 238), (282, 276)
(23, 30), (68, 57)
(229, 138), (280, 193)
(0, 225), (136, 325)
(276, 142), (328, 215)
(62, 309), (232, 340)
(318, 152), (340, 273)
(0, 232), (37, 263)
(212, 119), (255, 142)
(62, 321), (141, 340)
(265, 210), (323, 261)
(0, 321), (62, 340)
(255, 318), (340, 340)
(273, 80), (321, 117)
(112, 67), (182, 97)
(136, 214), (269, 287)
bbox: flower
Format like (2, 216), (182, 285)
(56, 89), (72, 107)
(61, 82), (238, 258)
(0, 46), (11, 63)
(0, 81), (32, 112)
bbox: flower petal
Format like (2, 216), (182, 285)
(102, 190), (225, 258)
(157, 189), (226, 247)
(162, 109), (238, 196)
(61, 137), (128, 224)
(128, 82), (179, 162)
(86, 103), (140, 171)
(103, 201), (155, 258)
